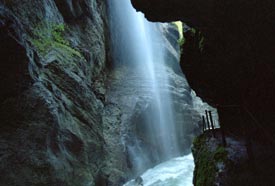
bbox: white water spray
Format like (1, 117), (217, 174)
(124, 154), (194, 186)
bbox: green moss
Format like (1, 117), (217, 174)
(195, 150), (216, 186)
(214, 146), (228, 162)
(198, 36), (204, 51)
(190, 28), (196, 34)
(30, 22), (82, 58)
(193, 135), (206, 149)
(193, 136), (216, 186)
(193, 135), (228, 186)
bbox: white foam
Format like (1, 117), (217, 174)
(124, 154), (194, 186)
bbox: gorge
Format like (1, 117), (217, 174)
(0, 0), (274, 186)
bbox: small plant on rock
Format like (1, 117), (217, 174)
(30, 22), (81, 58)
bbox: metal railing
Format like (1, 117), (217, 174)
(201, 105), (275, 163)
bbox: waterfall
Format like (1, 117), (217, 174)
(108, 0), (180, 156)
(107, 0), (210, 184)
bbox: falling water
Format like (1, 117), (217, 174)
(108, 0), (197, 184)
(108, 0), (179, 157)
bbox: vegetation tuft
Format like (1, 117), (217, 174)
(30, 22), (82, 58)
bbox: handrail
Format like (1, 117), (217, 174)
(201, 104), (275, 145)
(203, 105), (275, 144)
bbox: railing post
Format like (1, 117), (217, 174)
(208, 110), (216, 137)
(202, 116), (206, 133)
(205, 110), (211, 131)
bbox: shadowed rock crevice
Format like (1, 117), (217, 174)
(0, 25), (32, 134)
(0, 27), (31, 103)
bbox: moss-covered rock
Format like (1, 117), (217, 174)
(191, 130), (275, 186)
(30, 22), (82, 58)
(192, 132), (232, 186)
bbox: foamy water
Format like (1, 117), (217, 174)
(124, 154), (194, 186)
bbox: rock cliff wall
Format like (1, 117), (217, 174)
(0, 0), (113, 185)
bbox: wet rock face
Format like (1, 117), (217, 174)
(0, 0), (113, 185)
(131, 0), (275, 136)
(54, 0), (91, 22)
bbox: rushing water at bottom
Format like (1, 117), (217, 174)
(123, 154), (194, 186)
